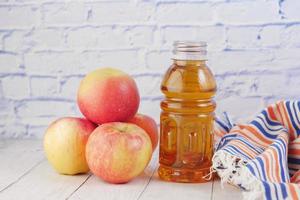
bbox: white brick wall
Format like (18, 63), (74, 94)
(0, 0), (300, 138)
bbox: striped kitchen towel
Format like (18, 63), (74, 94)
(213, 101), (300, 200)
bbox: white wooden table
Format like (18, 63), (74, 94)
(0, 140), (242, 200)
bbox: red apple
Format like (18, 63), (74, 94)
(77, 68), (140, 124)
(86, 122), (152, 184)
(127, 114), (158, 151)
(44, 117), (97, 175)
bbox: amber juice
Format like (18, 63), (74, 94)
(158, 41), (216, 183)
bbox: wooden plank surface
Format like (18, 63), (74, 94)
(138, 173), (213, 200)
(0, 161), (91, 200)
(0, 140), (243, 200)
(0, 140), (44, 192)
(212, 179), (243, 200)
(68, 154), (158, 200)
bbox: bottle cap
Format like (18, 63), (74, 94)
(172, 41), (207, 60)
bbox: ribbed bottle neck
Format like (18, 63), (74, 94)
(172, 41), (207, 61)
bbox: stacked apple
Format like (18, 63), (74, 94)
(44, 68), (158, 184)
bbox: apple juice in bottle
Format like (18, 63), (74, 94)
(158, 41), (217, 183)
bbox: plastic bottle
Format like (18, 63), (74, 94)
(158, 41), (217, 183)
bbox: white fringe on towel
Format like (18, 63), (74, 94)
(212, 150), (264, 200)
